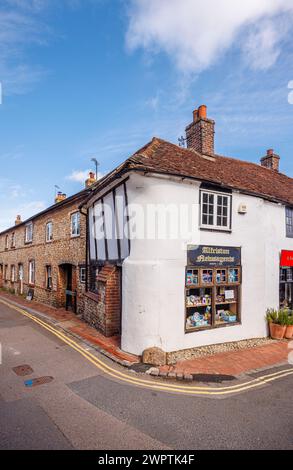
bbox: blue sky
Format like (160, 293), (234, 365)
(0, 0), (293, 231)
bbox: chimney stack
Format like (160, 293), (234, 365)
(260, 149), (280, 172)
(15, 215), (22, 225)
(185, 104), (215, 155)
(55, 192), (67, 204)
(85, 171), (96, 188)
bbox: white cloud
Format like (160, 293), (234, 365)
(66, 169), (103, 183)
(126, 0), (293, 73)
(0, 200), (46, 232)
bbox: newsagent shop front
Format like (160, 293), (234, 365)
(185, 246), (241, 332)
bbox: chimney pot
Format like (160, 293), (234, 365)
(193, 109), (198, 122)
(15, 215), (22, 225)
(198, 105), (207, 119)
(85, 171), (97, 188)
(55, 192), (67, 204)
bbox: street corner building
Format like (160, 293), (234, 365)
(1, 106), (293, 359)
(0, 173), (97, 314)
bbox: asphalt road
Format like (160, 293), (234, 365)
(0, 301), (292, 450)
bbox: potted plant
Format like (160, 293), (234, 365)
(285, 313), (293, 339)
(266, 308), (287, 340)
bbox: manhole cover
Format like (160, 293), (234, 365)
(192, 373), (236, 383)
(24, 376), (54, 387)
(13, 365), (34, 376)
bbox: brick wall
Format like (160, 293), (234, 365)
(185, 117), (215, 156)
(83, 265), (121, 337)
(0, 194), (87, 314)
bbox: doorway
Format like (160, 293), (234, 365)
(58, 263), (77, 312)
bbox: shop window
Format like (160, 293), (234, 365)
(71, 212), (80, 237)
(46, 265), (52, 290)
(286, 207), (293, 238)
(280, 267), (293, 310)
(185, 265), (241, 332)
(46, 222), (53, 242)
(25, 222), (33, 243)
(29, 260), (35, 285)
(200, 190), (231, 231)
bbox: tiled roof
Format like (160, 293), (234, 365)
(123, 138), (293, 206)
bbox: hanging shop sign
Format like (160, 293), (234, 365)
(280, 250), (293, 267)
(187, 245), (241, 267)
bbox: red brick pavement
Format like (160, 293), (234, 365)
(160, 341), (290, 376)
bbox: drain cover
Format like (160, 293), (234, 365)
(13, 365), (34, 376)
(192, 373), (235, 383)
(24, 376), (54, 387)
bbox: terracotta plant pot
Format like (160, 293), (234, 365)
(269, 322), (286, 340)
(285, 325), (293, 340)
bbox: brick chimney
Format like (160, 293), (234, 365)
(85, 171), (96, 188)
(55, 192), (67, 204)
(260, 149), (280, 172)
(15, 215), (22, 225)
(185, 105), (215, 155)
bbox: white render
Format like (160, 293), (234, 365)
(121, 172), (293, 355)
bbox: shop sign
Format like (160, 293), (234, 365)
(187, 245), (241, 267)
(280, 250), (293, 267)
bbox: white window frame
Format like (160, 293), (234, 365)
(11, 232), (15, 248)
(46, 221), (53, 242)
(71, 212), (80, 237)
(29, 260), (35, 285)
(25, 222), (33, 243)
(286, 207), (293, 238)
(18, 264), (24, 281)
(11, 265), (15, 282)
(46, 265), (52, 290)
(200, 190), (232, 231)
(80, 267), (86, 284)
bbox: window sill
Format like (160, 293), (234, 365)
(200, 227), (232, 234)
(185, 321), (241, 334)
(70, 234), (80, 239)
(25, 241), (33, 245)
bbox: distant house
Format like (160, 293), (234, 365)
(0, 173), (96, 314)
(83, 105), (293, 356)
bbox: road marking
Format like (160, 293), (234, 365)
(1, 297), (292, 396)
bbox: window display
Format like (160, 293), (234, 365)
(185, 266), (241, 332)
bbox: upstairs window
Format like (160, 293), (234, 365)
(29, 260), (35, 285)
(71, 212), (80, 237)
(200, 190), (231, 231)
(25, 222), (33, 243)
(5, 235), (9, 250)
(286, 207), (293, 238)
(46, 222), (53, 242)
(11, 232), (15, 248)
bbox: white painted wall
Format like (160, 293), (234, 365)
(121, 172), (293, 355)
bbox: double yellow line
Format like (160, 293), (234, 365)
(1, 297), (293, 396)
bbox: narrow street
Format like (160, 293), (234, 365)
(0, 301), (292, 450)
